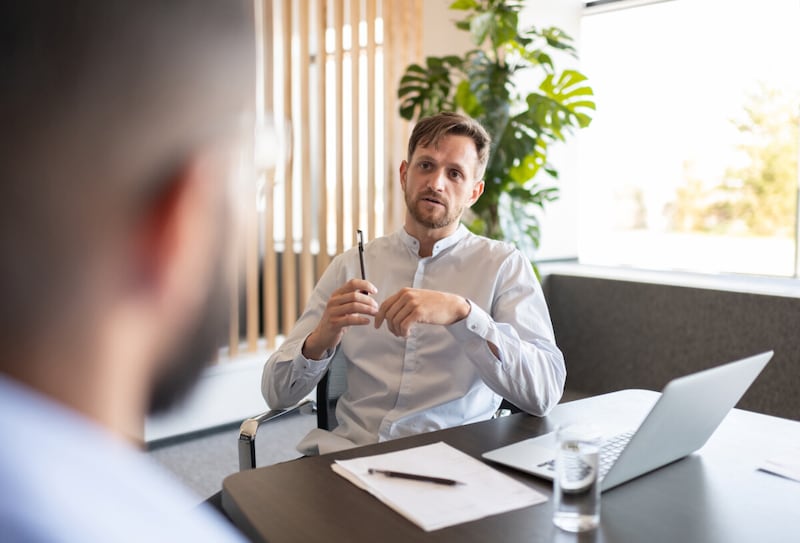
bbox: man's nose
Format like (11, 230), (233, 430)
(427, 168), (446, 191)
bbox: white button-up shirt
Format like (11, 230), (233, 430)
(262, 225), (565, 453)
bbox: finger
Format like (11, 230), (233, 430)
(329, 290), (378, 313)
(390, 303), (418, 337)
(395, 315), (413, 337)
(330, 279), (376, 301)
(346, 278), (377, 296)
(330, 314), (372, 328)
(375, 291), (402, 329)
(326, 303), (378, 322)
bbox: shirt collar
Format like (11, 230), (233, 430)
(399, 223), (469, 257)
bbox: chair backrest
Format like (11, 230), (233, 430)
(316, 348), (348, 430)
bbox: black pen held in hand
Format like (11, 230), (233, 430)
(357, 229), (366, 280)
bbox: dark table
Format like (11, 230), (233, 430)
(222, 390), (800, 543)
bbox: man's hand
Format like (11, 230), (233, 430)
(374, 288), (470, 338)
(302, 279), (378, 360)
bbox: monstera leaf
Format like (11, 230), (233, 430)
(537, 69), (595, 134)
(398, 56), (463, 121)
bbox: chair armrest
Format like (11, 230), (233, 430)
(237, 398), (313, 471)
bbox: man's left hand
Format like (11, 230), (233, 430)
(374, 288), (471, 337)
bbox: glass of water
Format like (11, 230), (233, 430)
(552, 424), (602, 532)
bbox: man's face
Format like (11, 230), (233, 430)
(401, 134), (484, 231)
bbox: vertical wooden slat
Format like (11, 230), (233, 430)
(334, 0), (345, 255)
(263, 170), (278, 348)
(317, 0), (330, 272)
(382, 0), (394, 235)
(229, 281), (239, 357)
(245, 165), (259, 352)
(263, 0), (278, 349)
(350, 0), (361, 241)
(398, 1), (417, 229)
(299, 0), (313, 307)
(281, 0), (297, 334)
(366, 0), (376, 240)
(246, 1), (265, 352)
(382, 0), (390, 234)
(228, 212), (241, 357)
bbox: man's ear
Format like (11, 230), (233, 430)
(469, 179), (485, 207)
(399, 160), (408, 191)
(134, 155), (220, 313)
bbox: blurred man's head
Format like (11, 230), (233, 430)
(0, 1), (254, 436)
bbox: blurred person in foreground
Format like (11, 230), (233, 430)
(263, 112), (566, 455)
(0, 2), (254, 541)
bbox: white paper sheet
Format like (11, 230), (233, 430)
(759, 447), (800, 483)
(331, 441), (547, 531)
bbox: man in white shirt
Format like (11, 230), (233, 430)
(263, 112), (566, 455)
(0, 2), (253, 541)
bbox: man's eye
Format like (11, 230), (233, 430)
(449, 169), (463, 179)
(419, 161), (432, 170)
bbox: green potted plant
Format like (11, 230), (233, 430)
(398, 0), (595, 263)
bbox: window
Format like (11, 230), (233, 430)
(578, 0), (800, 277)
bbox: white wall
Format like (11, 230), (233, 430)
(422, 1), (475, 57)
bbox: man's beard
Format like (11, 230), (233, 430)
(405, 190), (464, 230)
(147, 261), (229, 416)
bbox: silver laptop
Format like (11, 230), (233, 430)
(482, 351), (773, 492)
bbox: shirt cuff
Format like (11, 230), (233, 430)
(294, 336), (335, 374)
(449, 298), (492, 341)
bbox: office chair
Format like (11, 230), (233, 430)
(237, 349), (348, 470)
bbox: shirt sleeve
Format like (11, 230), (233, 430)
(261, 257), (345, 409)
(447, 251), (566, 416)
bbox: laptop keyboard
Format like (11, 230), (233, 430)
(537, 430), (636, 478)
(598, 430), (634, 476)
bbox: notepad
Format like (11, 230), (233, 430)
(331, 441), (547, 531)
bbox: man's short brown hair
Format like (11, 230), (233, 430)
(406, 112), (491, 180)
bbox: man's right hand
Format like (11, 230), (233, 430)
(301, 278), (378, 360)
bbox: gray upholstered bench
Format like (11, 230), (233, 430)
(542, 270), (800, 421)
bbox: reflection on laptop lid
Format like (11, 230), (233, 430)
(482, 351), (773, 492)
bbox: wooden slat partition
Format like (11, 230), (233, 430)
(298, 0), (313, 307)
(261, 0), (278, 350)
(334, 0), (345, 256)
(350, 0), (361, 243)
(224, 0), (423, 359)
(280, 0), (297, 335)
(317, 0), (330, 271)
(366, 0), (377, 240)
